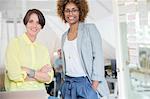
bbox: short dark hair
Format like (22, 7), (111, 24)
(23, 9), (45, 29)
(57, 0), (89, 23)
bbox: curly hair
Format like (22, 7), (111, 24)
(57, 0), (89, 23)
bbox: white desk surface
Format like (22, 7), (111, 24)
(0, 90), (48, 99)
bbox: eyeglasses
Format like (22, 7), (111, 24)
(64, 9), (79, 14)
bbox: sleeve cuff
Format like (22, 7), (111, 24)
(22, 71), (27, 80)
(91, 75), (105, 82)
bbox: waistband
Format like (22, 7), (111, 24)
(65, 75), (87, 82)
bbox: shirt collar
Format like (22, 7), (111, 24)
(22, 33), (38, 46)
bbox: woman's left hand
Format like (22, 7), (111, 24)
(92, 80), (99, 90)
(40, 64), (53, 73)
(21, 66), (30, 73)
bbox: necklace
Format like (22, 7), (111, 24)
(68, 51), (71, 59)
(68, 32), (77, 41)
(69, 56), (71, 59)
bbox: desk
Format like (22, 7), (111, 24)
(106, 77), (118, 98)
(0, 90), (48, 99)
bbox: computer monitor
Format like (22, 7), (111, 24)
(111, 59), (117, 78)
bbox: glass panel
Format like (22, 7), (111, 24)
(118, 0), (150, 94)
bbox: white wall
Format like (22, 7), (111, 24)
(96, 15), (116, 48)
(95, 15), (116, 59)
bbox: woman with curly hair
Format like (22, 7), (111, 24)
(57, 0), (110, 99)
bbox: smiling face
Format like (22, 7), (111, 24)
(26, 13), (42, 37)
(64, 2), (79, 25)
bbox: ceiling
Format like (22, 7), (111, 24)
(0, 0), (113, 20)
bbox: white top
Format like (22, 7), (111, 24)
(63, 37), (86, 77)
